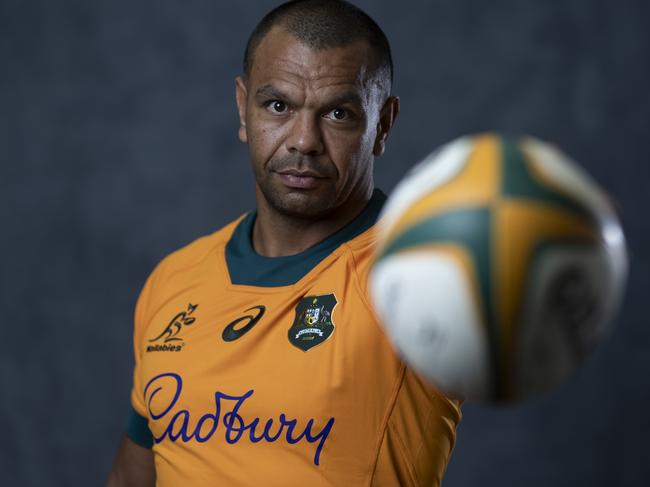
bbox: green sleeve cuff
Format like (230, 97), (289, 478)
(126, 407), (153, 448)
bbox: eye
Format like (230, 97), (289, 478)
(267, 100), (288, 114)
(325, 108), (352, 121)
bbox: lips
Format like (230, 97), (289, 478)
(275, 169), (325, 189)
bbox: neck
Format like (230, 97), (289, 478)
(252, 187), (374, 257)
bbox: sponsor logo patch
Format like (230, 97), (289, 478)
(145, 372), (335, 466)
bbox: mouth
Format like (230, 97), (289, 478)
(274, 169), (326, 189)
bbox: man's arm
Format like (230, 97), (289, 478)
(105, 435), (155, 487)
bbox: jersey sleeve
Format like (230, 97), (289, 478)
(126, 265), (160, 448)
(130, 269), (156, 418)
(371, 368), (461, 486)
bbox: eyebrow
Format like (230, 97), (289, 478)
(326, 92), (364, 108)
(255, 84), (289, 100)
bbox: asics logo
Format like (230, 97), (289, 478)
(222, 305), (266, 342)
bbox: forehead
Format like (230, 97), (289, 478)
(248, 26), (375, 95)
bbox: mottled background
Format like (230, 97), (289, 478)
(1, 0), (649, 485)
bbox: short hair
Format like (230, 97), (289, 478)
(243, 0), (393, 93)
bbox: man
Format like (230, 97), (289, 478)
(107, 1), (460, 485)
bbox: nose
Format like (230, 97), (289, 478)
(285, 112), (325, 156)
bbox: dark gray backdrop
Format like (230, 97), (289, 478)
(1, 1), (649, 485)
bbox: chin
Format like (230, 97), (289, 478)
(264, 188), (337, 221)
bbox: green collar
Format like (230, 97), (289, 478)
(225, 189), (386, 287)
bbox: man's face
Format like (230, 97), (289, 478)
(236, 27), (397, 219)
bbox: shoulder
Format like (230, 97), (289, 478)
(151, 215), (244, 281)
(133, 215), (245, 331)
(344, 222), (377, 255)
(136, 215), (245, 309)
(335, 221), (379, 309)
(341, 188), (386, 271)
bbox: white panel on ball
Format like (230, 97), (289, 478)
(370, 251), (491, 401)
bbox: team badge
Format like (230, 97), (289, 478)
(288, 294), (337, 351)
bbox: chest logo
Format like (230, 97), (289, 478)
(145, 372), (334, 466)
(222, 305), (266, 342)
(147, 303), (198, 352)
(289, 294), (337, 352)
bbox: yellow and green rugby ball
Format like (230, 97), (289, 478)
(370, 134), (628, 402)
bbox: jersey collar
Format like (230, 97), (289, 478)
(225, 189), (386, 287)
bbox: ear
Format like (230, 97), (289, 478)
(373, 96), (400, 157)
(235, 76), (249, 143)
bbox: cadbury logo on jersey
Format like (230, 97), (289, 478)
(144, 372), (335, 466)
(147, 303), (198, 352)
(288, 294), (337, 351)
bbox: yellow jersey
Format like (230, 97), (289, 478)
(127, 191), (461, 486)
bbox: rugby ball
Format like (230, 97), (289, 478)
(370, 134), (628, 402)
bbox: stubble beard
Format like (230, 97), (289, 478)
(257, 177), (338, 221)
(255, 154), (341, 221)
